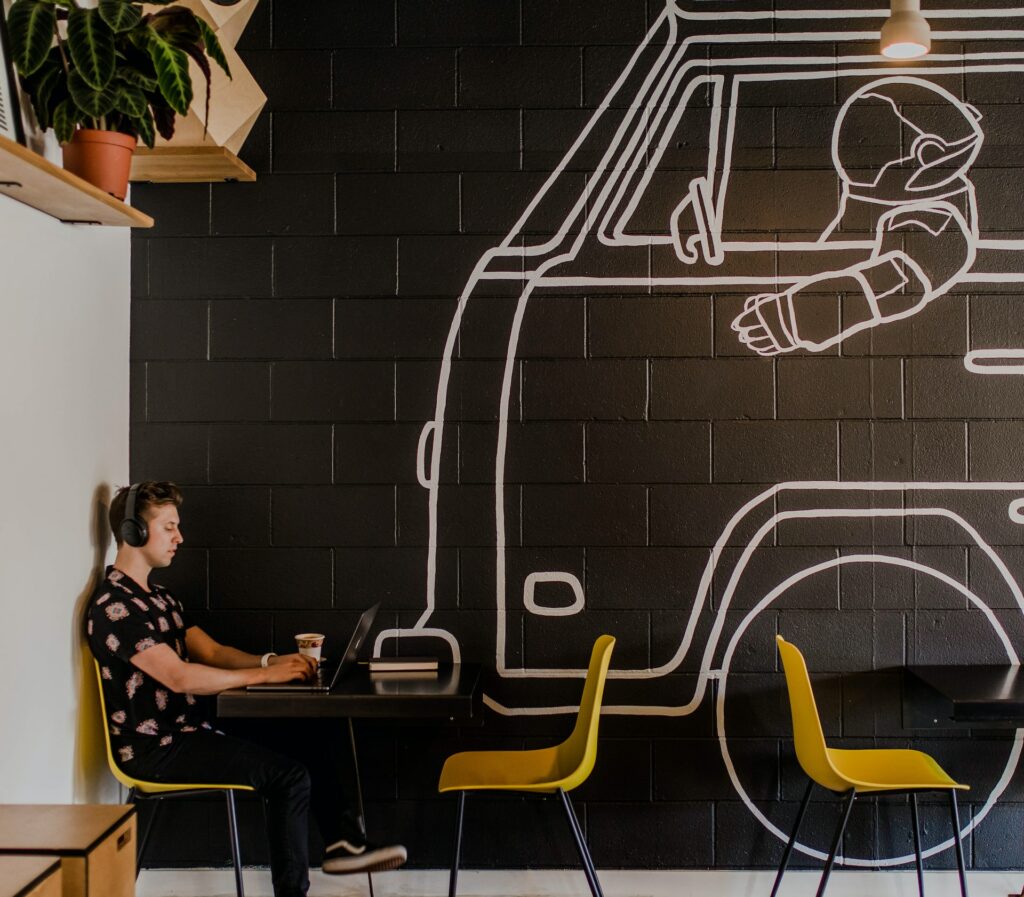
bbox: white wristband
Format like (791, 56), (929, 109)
(260, 652), (277, 668)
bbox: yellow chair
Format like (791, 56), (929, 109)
(94, 660), (255, 897)
(439, 635), (615, 897)
(773, 636), (969, 897)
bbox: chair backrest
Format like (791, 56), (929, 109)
(555, 634), (616, 791)
(776, 636), (849, 792)
(93, 660), (139, 791)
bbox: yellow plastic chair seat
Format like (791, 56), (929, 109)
(440, 746), (568, 793)
(827, 747), (967, 793)
(94, 661), (254, 796)
(129, 777), (255, 796)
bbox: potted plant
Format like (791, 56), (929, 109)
(6, 0), (234, 200)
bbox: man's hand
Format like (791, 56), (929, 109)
(264, 652), (318, 683)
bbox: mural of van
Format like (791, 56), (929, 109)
(374, 1), (1024, 865)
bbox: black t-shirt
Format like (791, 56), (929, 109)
(86, 566), (214, 766)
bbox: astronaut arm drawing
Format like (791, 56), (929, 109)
(731, 254), (932, 355)
(731, 202), (974, 356)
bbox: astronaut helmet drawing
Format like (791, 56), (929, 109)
(732, 76), (984, 357)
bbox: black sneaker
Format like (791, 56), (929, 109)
(322, 838), (407, 874)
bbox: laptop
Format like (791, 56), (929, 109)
(246, 603), (380, 693)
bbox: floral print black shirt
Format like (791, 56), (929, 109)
(86, 566), (214, 766)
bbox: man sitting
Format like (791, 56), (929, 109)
(85, 481), (406, 897)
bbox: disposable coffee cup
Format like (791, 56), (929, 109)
(295, 633), (325, 663)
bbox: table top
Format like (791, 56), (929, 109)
(905, 665), (1024, 723)
(0, 805), (134, 855)
(0, 856), (60, 897)
(217, 663), (482, 720)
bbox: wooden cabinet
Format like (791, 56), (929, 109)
(0, 806), (135, 897)
(0, 856), (62, 897)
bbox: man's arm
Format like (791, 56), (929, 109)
(130, 643), (313, 695)
(185, 625), (262, 669)
(185, 625), (317, 675)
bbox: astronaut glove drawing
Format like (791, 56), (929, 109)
(731, 78), (984, 356)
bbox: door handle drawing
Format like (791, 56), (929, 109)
(417, 420), (438, 488)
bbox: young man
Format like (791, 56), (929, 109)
(85, 481), (406, 897)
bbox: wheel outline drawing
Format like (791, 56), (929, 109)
(714, 505), (1024, 866)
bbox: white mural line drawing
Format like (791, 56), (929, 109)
(732, 77), (981, 356)
(477, 494), (1024, 865)
(965, 349), (1024, 375)
(717, 550), (1023, 868)
(478, 485), (1024, 694)
(371, 2), (1024, 863)
(372, 0), (1024, 689)
(523, 572), (586, 617)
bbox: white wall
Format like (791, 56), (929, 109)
(0, 191), (129, 803)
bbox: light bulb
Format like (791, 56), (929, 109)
(881, 0), (931, 59)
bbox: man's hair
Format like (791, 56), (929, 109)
(109, 481), (184, 546)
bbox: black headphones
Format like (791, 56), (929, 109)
(119, 483), (149, 547)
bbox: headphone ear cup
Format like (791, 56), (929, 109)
(120, 518), (147, 548)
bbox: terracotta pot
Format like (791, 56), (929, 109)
(62, 129), (137, 201)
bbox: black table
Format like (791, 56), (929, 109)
(216, 663), (482, 893)
(906, 665), (1024, 897)
(216, 662), (482, 721)
(904, 664), (1024, 727)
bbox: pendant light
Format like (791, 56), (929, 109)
(880, 0), (931, 59)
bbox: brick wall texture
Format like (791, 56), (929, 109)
(130, 0), (1024, 872)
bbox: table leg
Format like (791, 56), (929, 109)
(347, 718), (375, 897)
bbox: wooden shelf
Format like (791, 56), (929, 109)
(0, 134), (153, 227)
(130, 145), (257, 183)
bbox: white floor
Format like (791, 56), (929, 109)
(136, 869), (1024, 897)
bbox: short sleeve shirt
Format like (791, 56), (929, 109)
(86, 566), (214, 765)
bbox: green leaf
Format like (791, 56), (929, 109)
(6, 0), (56, 77)
(67, 8), (116, 89)
(180, 40), (211, 133)
(53, 99), (76, 144)
(196, 17), (230, 78)
(68, 69), (117, 118)
(98, 0), (141, 33)
(151, 95), (175, 140)
(131, 111), (155, 148)
(113, 83), (147, 118)
(115, 66), (158, 93)
(148, 7), (200, 42)
(31, 63), (63, 127)
(144, 27), (192, 115)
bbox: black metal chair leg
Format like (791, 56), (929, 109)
(911, 794), (926, 897)
(449, 792), (466, 897)
(948, 791), (969, 897)
(346, 719), (375, 897)
(557, 788), (605, 897)
(771, 780), (814, 897)
(815, 790), (857, 897)
(225, 791), (245, 897)
(134, 795), (159, 882)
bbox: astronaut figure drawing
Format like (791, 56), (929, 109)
(731, 77), (984, 356)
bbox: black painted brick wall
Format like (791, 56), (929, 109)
(129, 0), (1024, 872)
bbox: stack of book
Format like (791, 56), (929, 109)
(368, 656), (439, 679)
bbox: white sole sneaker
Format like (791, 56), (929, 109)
(322, 843), (408, 875)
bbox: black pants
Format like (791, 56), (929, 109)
(125, 720), (362, 897)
